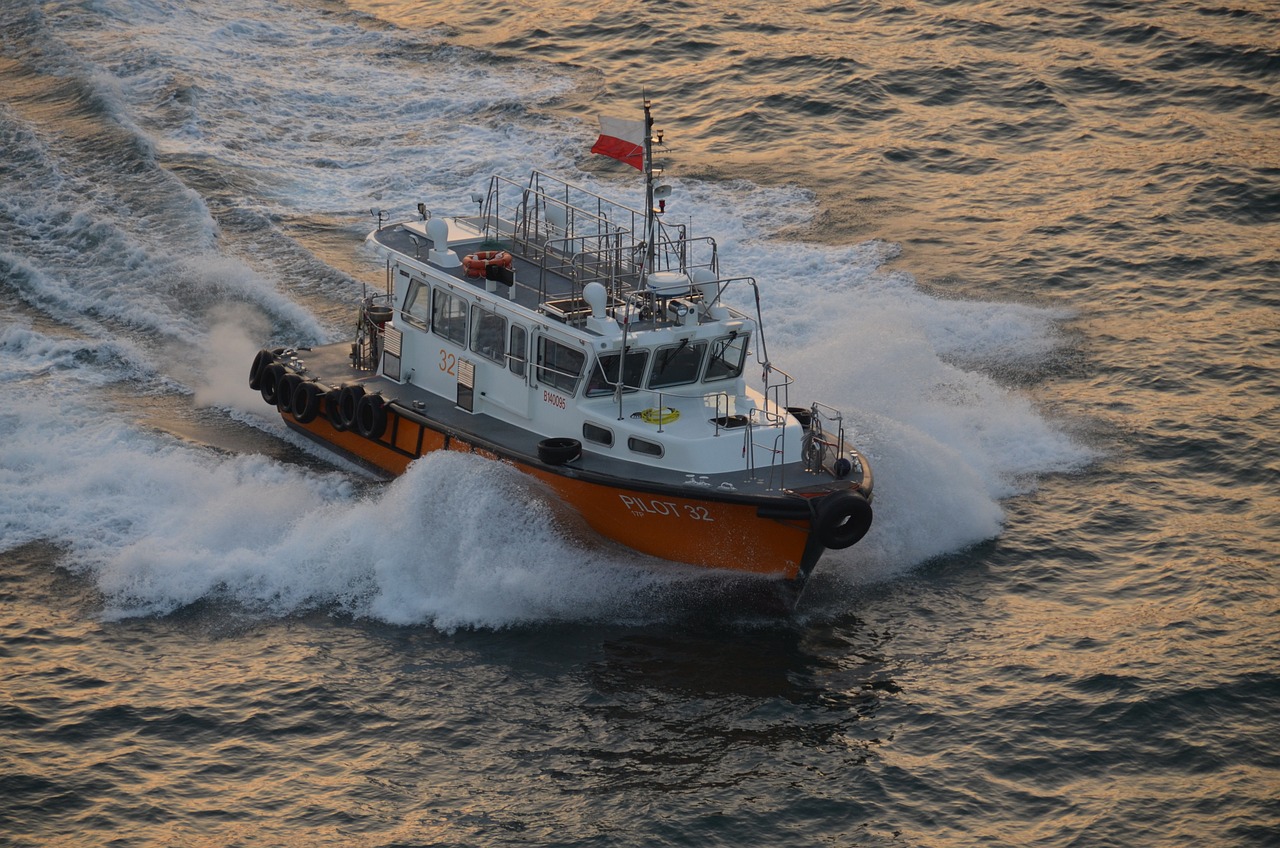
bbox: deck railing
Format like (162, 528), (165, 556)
(476, 171), (727, 312)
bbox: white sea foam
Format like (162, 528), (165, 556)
(0, 371), (677, 627)
(60, 0), (579, 216)
(653, 178), (1093, 581)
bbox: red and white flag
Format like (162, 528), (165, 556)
(591, 115), (646, 170)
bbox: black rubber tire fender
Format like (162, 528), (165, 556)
(337, 385), (365, 430)
(249, 348), (275, 391)
(814, 490), (873, 550)
(292, 381), (323, 424)
(323, 388), (347, 431)
(259, 363), (287, 406)
(355, 393), (388, 440)
(537, 437), (582, 465)
(276, 373), (303, 414)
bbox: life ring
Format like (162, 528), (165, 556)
(356, 393), (388, 439)
(813, 490), (873, 550)
(338, 385), (365, 430)
(462, 250), (513, 278)
(249, 348), (275, 391)
(639, 407), (680, 425)
(276, 373), (303, 414)
(323, 388), (347, 431)
(292, 381), (323, 424)
(259, 363), (287, 406)
(537, 437), (581, 465)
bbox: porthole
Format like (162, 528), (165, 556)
(627, 437), (663, 458)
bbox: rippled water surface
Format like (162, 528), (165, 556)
(2, 0), (1277, 845)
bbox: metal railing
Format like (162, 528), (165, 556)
(473, 171), (729, 316)
(352, 290), (396, 370)
(803, 401), (847, 474)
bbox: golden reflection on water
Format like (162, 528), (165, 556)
(346, 0), (1280, 286)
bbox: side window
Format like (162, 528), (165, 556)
(586, 350), (650, 398)
(536, 336), (585, 394)
(431, 288), (467, 347)
(508, 324), (528, 377)
(648, 340), (707, 389)
(470, 304), (507, 364)
(704, 332), (749, 382)
(402, 279), (430, 328)
(583, 422), (614, 446)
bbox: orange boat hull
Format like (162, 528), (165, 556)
(281, 399), (816, 581)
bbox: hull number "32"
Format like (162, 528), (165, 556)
(618, 495), (713, 521)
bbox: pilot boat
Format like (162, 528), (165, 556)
(248, 102), (873, 607)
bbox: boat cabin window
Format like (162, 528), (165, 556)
(508, 324), (528, 377)
(470, 304), (506, 364)
(585, 349), (650, 398)
(583, 422), (613, 446)
(431, 289), (467, 347)
(627, 437), (664, 458)
(536, 336), (585, 393)
(704, 332), (750, 382)
(648, 340), (707, 389)
(402, 278), (430, 329)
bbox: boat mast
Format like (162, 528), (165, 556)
(643, 97), (656, 281)
(622, 98), (657, 420)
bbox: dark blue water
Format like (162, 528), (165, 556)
(2, 0), (1277, 844)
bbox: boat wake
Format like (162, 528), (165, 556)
(0, 304), (1087, 629)
(0, 342), (687, 629)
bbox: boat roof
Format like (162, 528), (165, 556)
(366, 171), (758, 345)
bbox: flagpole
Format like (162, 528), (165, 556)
(643, 97), (655, 284)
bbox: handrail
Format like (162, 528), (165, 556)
(479, 171), (728, 304)
(532, 337), (586, 392)
(582, 368), (803, 486)
(592, 381), (736, 434)
(806, 401), (847, 473)
(544, 234), (642, 300)
(761, 363), (795, 420)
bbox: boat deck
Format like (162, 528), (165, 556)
(369, 220), (619, 324)
(367, 217), (713, 339)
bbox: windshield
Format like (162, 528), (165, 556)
(648, 340), (707, 389)
(586, 349), (650, 397)
(704, 332), (749, 382)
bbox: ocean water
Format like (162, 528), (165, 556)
(1, 0), (1277, 844)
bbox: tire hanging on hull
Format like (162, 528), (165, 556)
(537, 437), (581, 465)
(324, 388), (347, 431)
(276, 374), (303, 414)
(292, 381), (323, 424)
(337, 385), (365, 431)
(355, 393), (388, 440)
(259, 363), (287, 406)
(249, 349), (275, 391)
(813, 490), (873, 550)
